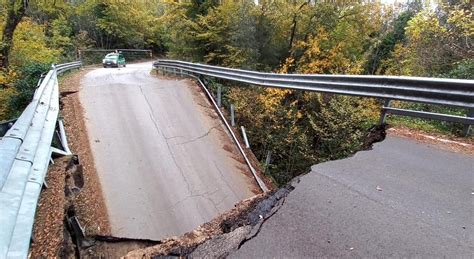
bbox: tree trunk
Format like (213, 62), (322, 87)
(288, 1), (309, 52)
(0, 0), (29, 70)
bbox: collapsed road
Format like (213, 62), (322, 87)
(124, 134), (473, 258)
(230, 135), (474, 258)
(78, 62), (258, 240)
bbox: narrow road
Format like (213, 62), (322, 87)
(230, 136), (473, 257)
(79, 62), (256, 240)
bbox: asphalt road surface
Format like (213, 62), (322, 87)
(231, 136), (473, 258)
(79, 62), (256, 240)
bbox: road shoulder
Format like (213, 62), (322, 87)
(387, 126), (473, 155)
(31, 68), (111, 257)
(59, 68), (111, 236)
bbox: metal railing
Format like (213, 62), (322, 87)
(153, 60), (474, 132)
(0, 61), (81, 258)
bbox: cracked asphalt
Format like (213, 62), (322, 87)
(230, 136), (473, 257)
(79, 62), (256, 240)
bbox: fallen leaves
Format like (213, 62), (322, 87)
(29, 157), (68, 258)
(59, 68), (111, 237)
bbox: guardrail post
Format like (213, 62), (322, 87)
(241, 126), (250, 148)
(35, 73), (46, 89)
(230, 104), (236, 126)
(462, 108), (473, 136)
(379, 99), (392, 124)
(264, 151), (272, 172)
(57, 119), (72, 155)
(217, 85), (222, 107)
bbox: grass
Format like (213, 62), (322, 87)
(386, 101), (471, 137)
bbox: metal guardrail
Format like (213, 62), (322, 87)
(153, 60), (474, 130)
(0, 61), (81, 258)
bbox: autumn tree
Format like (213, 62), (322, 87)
(383, 4), (473, 77)
(1, 0), (28, 69)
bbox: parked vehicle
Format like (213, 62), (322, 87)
(102, 52), (126, 68)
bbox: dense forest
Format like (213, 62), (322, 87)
(1, 0), (472, 184)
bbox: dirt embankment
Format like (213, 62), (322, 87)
(29, 156), (70, 258)
(59, 68), (111, 237)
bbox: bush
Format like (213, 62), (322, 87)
(226, 86), (379, 186)
(0, 87), (17, 121)
(6, 62), (50, 119)
(0, 69), (18, 121)
(443, 59), (474, 80)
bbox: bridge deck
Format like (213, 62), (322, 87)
(79, 62), (257, 240)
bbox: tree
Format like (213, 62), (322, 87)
(0, 0), (28, 69)
(196, 0), (259, 68)
(384, 5), (473, 77)
(9, 18), (60, 66)
(365, 10), (414, 75)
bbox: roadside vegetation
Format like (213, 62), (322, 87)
(1, 0), (472, 185)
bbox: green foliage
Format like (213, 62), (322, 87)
(159, 1), (201, 61)
(0, 68), (17, 120)
(196, 0), (259, 68)
(365, 11), (414, 74)
(186, 0), (220, 18)
(48, 16), (74, 61)
(307, 95), (378, 160)
(7, 61), (49, 119)
(0, 86), (16, 120)
(384, 5), (473, 76)
(9, 18), (60, 66)
(95, 2), (162, 49)
(442, 59), (474, 79)
(226, 85), (379, 185)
